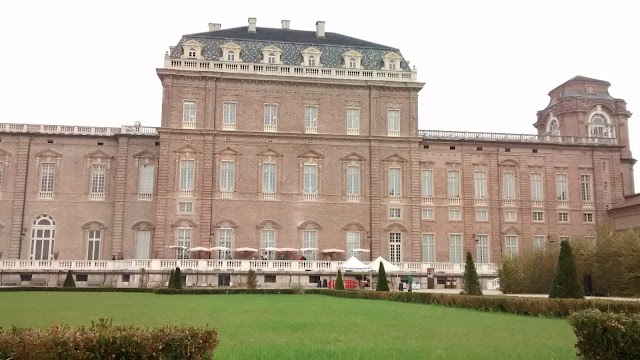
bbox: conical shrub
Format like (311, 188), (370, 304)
(549, 241), (584, 299)
(63, 270), (76, 288)
(462, 251), (483, 295)
(174, 267), (183, 289)
(335, 270), (345, 290)
(376, 262), (389, 291)
(168, 269), (175, 288)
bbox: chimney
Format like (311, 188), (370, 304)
(248, 17), (257, 33)
(208, 23), (221, 32)
(281, 20), (290, 30)
(315, 21), (325, 38)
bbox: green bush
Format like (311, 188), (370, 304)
(335, 270), (345, 290)
(246, 269), (257, 289)
(0, 287), (153, 293)
(0, 318), (218, 360)
(168, 269), (175, 288)
(569, 309), (640, 359)
(549, 241), (584, 299)
(462, 251), (482, 295)
(62, 270), (76, 288)
(155, 288), (299, 295)
(376, 263), (389, 291)
(172, 267), (183, 290)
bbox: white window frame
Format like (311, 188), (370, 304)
(89, 163), (106, 201)
(138, 164), (155, 200)
(218, 228), (233, 259)
(533, 235), (546, 251)
(476, 234), (489, 264)
(87, 229), (101, 261)
(388, 167), (401, 198)
(304, 106), (318, 134)
(422, 233), (435, 262)
(447, 170), (460, 198)
(39, 163), (55, 199)
(387, 110), (400, 136)
(261, 229), (277, 260)
(580, 174), (593, 202)
(502, 171), (516, 200)
(262, 162), (277, 197)
(264, 104), (278, 132)
(532, 211), (544, 222)
(421, 169), (434, 201)
(302, 230), (317, 260)
(389, 232), (402, 263)
(422, 208), (434, 220)
(449, 234), (462, 263)
(176, 227), (192, 260)
(30, 215), (56, 260)
(505, 235), (518, 258)
(389, 208), (401, 219)
(182, 101), (197, 129)
(346, 231), (361, 259)
(346, 165), (360, 202)
(556, 173), (569, 201)
(474, 171), (487, 201)
(223, 102), (236, 130)
(179, 159), (195, 197)
(303, 164), (318, 198)
(475, 209), (488, 222)
(220, 160), (235, 194)
(504, 210), (517, 222)
(448, 208), (462, 221)
(178, 201), (193, 213)
(582, 212), (594, 223)
(558, 212), (570, 223)
(530, 173), (543, 202)
(346, 108), (360, 135)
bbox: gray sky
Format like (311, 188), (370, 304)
(0, 0), (638, 190)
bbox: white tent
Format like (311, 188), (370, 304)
(340, 256), (370, 271)
(369, 256), (400, 273)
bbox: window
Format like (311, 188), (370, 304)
(449, 234), (462, 263)
(264, 275), (277, 283)
(533, 235), (546, 251)
(503, 172), (516, 200)
(476, 235), (489, 264)
(138, 164), (154, 200)
(302, 230), (317, 260)
(556, 174), (568, 201)
(447, 170), (460, 198)
(223, 102), (236, 130)
(558, 212), (569, 222)
(135, 230), (151, 259)
(387, 110), (400, 136)
(348, 57), (357, 68)
(388, 168), (401, 198)
(589, 113), (609, 137)
(187, 48), (196, 58)
(268, 53), (276, 64)
(448, 209), (462, 221)
(30, 215), (56, 260)
(580, 174), (592, 202)
(179, 160), (195, 197)
(583, 212), (594, 223)
(304, 106), (318, 133)
(178, 202), (193, 213)
(264, 104), (277, 132)
(422, 208), (434, 220)
(177, 228), (191, 259)
(388, 60), (396, 70)
(548, 118), (560, 137)
(87, 230), (101, 260)
(40, 163), (55, 199)
(346, 108), (360, 135)
(0, 161), (4, 193)
(389, 232), (402, 263)
(303, 164), (318, 199)
(262, 229), (276, 260)
(533, 211), (544, 222)
(421, 170), (434, 200)
(504, 210), (517, 222)
(476, 209), (488, 221)
(89, 164), (106, 200)
(227, 50), (235, 62)
(308, 55), (316, 66)
(262, 163), (276, 196)
(346, 231), (360, 259)
(182, 101), (196, 129)
(389, 208), (401, 219)
(505, 235), (518, 258)
(474, 171), (487, 200)
(422, 233), (435, 262)
(218, 228), (233, 259)
(346, 165), (360, 201)
(220, 161), (235, 194)
(530, 173), (543, 202)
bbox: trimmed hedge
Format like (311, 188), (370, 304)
(0, 287), (154, 293)
(305, 289), (640, 318)
(154, 288), (300, 295)
(569, 309), (640, 359)
(0, 318), (218, 360)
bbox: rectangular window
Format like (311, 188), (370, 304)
(0, 161), (4, 193)
(556, 174), (568, 201)
(135, 230), (151, 259)
(476, 234), (489, 264)
(346, 231), (360, 259)
(304, 106), (318, 133)
(303, 230), (317, 260)
(223, 102), (236, 130)
(580, 174), (592, 202)
(87, 230), (101, 261)
(346, 165), (360, 201)
(303, 164), (318, 195)
(447, 170), (460, 198)
(138, 164), (155, 200)
(178, 202), (193, 213)
(449, 234), (462, 263)
(448, 209), (462, 221)
(179, 160), (195, 197)
(389, 232), (402, 263)
(387, 110), (400, 136)
(476, 209), (488, 221)
(388, 168), (401, 197)
(474, 171), (487, 199)
(389, 208), (401, 219)
(177, 228), (192, 259)
(262, 163), (276, 196)
(261, 230), (276, 260)
(182, 101), (197, 129)
(530, 173), (543, 201)
(505, 235), (518, 258)
(504, 210), (517, 222)
(558, 212), (569, 222)
(422, 233), (435, 262)
(422, 208), (434, 220)
(90, 164), (106, 200)
(264, 104), (278, 132)
(532, 211), (544, 222)
(533, 235), (545, 251)
(220, 161), (235, 193)
(583, 212), (594, 223)
(40, 163), (55, 199)
(347, 108), (360, 135)
(218, 228), (233, 259)
(421, 170), (434, 199)
(503, 172), (516, 200)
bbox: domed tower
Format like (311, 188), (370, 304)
(534, 76), (635, 195)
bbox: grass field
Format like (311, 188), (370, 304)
(0, 292), (576, 359)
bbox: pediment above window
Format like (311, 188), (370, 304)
(499, 159), (519, 167)
(181, 39), (204, 60)
(501, 226), (522, 235)
(172, 218), (199, 228)
(341, 152), (366, 162)
(262, 45), (282, 64)
(382, 52), (402, 70)
(301, 47), (322, 67)
(256, 219), (282, 230)
(131, 221), (156, 231)
(342, 50), (363, 69)
(174, 145), (198, 157)
(85, 150), (113, 159)
(35, 148), (62, 159)
(257, 148), (283, 160)
(82, 220), (107, 230)
(213, 219), (239, 229)
(133, 149), (159, 159)
(341, 222), (366, 231)
(215, 146), (242, 157)
(384, 222), (408, 232)
(297, 150), (324, 160)
(297, 220), (322, 230)
(382, 153), (407, 163)
(221, 42), (242, 62)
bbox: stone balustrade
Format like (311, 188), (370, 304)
(420, 129), (617, 146)
(0, 123), (158, 136)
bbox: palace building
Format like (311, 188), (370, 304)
(0, 19), (637, 286)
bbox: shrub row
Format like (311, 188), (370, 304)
(0, 287), (154, 293)
(306, 289), (640, 318)
(0, 318), (218, 360)
(154, 288), (300, 295)
(569, 309), (640, 359)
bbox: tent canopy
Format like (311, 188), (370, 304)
(369, 256), (400, 272)
(340, 256), (370, 271)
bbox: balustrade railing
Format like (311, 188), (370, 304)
(0, 123), (158, 136)
(419, 129), (617, 146)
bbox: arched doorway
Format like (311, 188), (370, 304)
(30, 214), (55, 260)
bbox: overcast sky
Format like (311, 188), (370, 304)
(0, 0), (638, 190)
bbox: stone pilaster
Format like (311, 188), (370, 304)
(9, 136), (30, 259)
(111, 136), (129, 257)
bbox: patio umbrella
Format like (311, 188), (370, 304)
(235, 247), (258, 252)
(278, 248), (299, 252)
(300, 248), (318, 252)
(352, 248), (370, 253)
(209, 246), (230, 251)
(321, 249), (345, 253)
(261, 247), (279, 252)
(168, 245), (187, 250)
(189, 247), (210, 252)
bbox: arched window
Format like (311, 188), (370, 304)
(589, 113), (608, 137)
(30, 214), (56, 260)
(227, 50), (235, 62)
(349, 57), (357, 68)
(548, 119), (560, 137)
(268, 53), (276, 64)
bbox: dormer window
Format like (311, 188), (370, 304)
(227, 51), (235, 61)
(349, 58), (357, 68)
(302, 47), (322, 67)
(586, 86), (595, 95)
(389, 60), (396, 70)
(342, 50), (363, 69)
(308, 56), (316, 66)
(382, 52), (402, 71)
(261, 45), (282, 65)
(268, 53), (276, 64)
(180, 39), (204, 60)
(221, 42), (242, 62)
(187, 48), (197, 58)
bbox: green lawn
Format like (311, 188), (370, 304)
(0, 292), (576, 359)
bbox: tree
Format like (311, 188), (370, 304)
(335, 270), (345, 290)
(246, 269), (257, 289)
(549, 240), (584, 299)
(173, 267), (183, 290)
(63, 270), (76, 288)
(168, 269), (175, 288)
(376, 263), (389, 291)
(462, 251), (483, 295)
